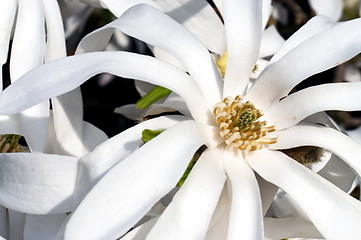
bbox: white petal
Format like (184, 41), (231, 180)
(81, 121), (108, 155)
(42, 0), (86, 157)
(9, 211), (25, 240)
(205, 186), (230, 240)
(9, 0), (50, 153)
(153, 0), (226, 55)
(264, 82), (361, 129)
(0, 0), (16, 88)
(262, 0), (272, 29)
(50, 89), (85, 157)
(42, 0), (66, 61)
(0, 115), (21, 135)
(0, 206), (8, 239)
(120, 218), (158, 240)
(24, 214), (67, 240)
(318, 154), (356, 193)
(223, 0), (263, 97)
(77, 4), (223, 105)
(256, 174), (278, 215)
(247, 149), (361, 240)
(114, 104), (147, 120)
(10, 0), (45, 80)
(147, 147), (226, 240)
(269, 124), (361, 179)
(309, 0), (343, 21)
(0, 153), (78, 214)
(247, 17), (361, 110)
(64, 120), (215, 239)
(72, 115), (186, 207)
(99, 0), (161, 17)
(224, 148), (263, 240)
(0, 51), (212, 124)
(269, 15), (336, 65)
(264, 217), (323, 239)
(258, 25), (285, 58)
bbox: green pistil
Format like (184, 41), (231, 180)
(136, 86), (172, 109)
(236, 108), (258, 131)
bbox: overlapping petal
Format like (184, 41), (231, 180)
(23, 214), (67, 240)
(223, 0), (263, 97)
(146, 147), (226, 240)
(77, 4), (223, 104)
(246, 17), (361, 111)
(264, 217), (323, 239)
(73, 115), (186, 207)
(264, 82), (361, 129)
(309, 0), (343, 21)
(153, 0), (226, 55)
(247, 149), (361, 239)
(0, 153), (78, 214)
(63, 121), (218, 239)
(269, 124), (361, 177)
(0, 51), (211, 124)
(224, 148), (264, 240)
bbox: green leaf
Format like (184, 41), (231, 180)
(136, 86), (172, 109)
(141, 129), (162, 143)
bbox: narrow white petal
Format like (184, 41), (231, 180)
(205, 186), (230, 240)
(223, 0), (263, 97)
(247, 17), (361, 110)
(269, 15), (336, 65)
(247, 149), (361, 240)
(256, 174), (278, 215)
(100, 0), (161, 17)
(264, 218), (323, 239)
(258, 25), (285, 58)
(42, 0), (66, 61)
(64, 121), (214, 240)
(0, 206), (8, 239)
(77, 4), (223, 105)
(0, 115), (21, 135)
(81, 121), (108, 155)
(10, 0), (45, 80)
(0, 153), (78, 214)
(10, 0), (50, 153)
(262, 0), (272, 29)
(270, 124), (361, 178)
(72, 115), (186, 207)
(114, 104), (147, 120)
(309, 0), (343, 21)
(147, 147), (226, 240)
(42, 0), (86, 157)
(153, 0), (226, 55)
(224, 148), (264, 240)
(121, 218), (158, 240)
(0, 0), (17, 89)
(318, 154), (356, 193)
(264, 82), (361, 129)
(0, 51), (212, 124)
(9, 211), (25, 240)
(24, 214), (67, 240)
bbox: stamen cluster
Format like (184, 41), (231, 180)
(0, 134), (22, 153)
(213, 95), (277, 151)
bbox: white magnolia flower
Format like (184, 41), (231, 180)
(2, 2), (361, 240)
(309, 0), (361, 21)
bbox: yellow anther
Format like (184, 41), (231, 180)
(213, 95), (277, 151)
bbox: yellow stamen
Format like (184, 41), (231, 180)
(214, 95), (277, 151)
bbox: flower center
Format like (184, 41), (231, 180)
(213, 95), (277, 151)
